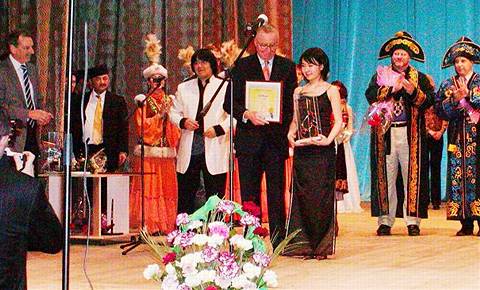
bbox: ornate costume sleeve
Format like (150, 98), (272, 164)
(469, 75), (480, 109)
(410, 73), (435, 110)
(435, 79), (461, 120)
(365, 73), (391, 105)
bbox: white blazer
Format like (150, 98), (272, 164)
(170, 76), (235, 175)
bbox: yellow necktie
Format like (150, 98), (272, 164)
(92, 95), (103, 144)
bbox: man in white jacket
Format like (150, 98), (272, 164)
(170, 48), (233, 214)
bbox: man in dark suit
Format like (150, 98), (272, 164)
(224, 24), (297, 248)
(71, 64), (128, 172)
(0, 30), (53, 167)
(0, 108), (63, 290)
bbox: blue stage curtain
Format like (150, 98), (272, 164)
(293, 0), (480, 200)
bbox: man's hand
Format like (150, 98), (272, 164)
(452, 77), (469, 102)
(402, 79), (415, 95)
(28, 110), (53, 126)
(245, 110), (269, 126)
(118, 152), (127, 166)
(184, 118), (199, 131)
(204, 127), (216, 138)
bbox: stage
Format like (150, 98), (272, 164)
(27, 203), (479, 290)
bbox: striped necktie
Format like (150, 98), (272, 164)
(20, 64), (35, 127)
(262, 60), (270, 81)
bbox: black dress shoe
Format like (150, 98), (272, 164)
(407, 225), (420, 236)
(456, 227), (474, 236)
(376, 224), (391, 236)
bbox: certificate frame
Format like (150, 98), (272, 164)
(245, 81), (283, 123)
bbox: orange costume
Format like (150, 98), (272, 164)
(129, 90), (180, 234)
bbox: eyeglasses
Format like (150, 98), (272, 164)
(257, 43), (277, 50)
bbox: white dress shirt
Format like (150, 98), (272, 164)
(84, 90), (106, 144)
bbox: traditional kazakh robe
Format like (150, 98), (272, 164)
(365, 65), (434, 218)
(435, 73), (480, 221)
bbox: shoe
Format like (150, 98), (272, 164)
(432, 204), (440, 210)
(376, 224), (391, 236)
(407, 225), (420, 236)
(456, 227), (474, 236)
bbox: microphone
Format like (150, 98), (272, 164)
(246, 14), (269, 34)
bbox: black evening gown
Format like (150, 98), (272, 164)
(286, 91), (336, 258)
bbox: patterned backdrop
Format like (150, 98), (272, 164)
(1, 0), (293, 151)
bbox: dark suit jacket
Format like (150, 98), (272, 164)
(71, 91), (128, 171)
(0, 57), (43, 152)
(0, 156), (63, 290)
(224, 54), (297, 158)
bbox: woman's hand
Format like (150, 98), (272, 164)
(309, 134), (330, 146)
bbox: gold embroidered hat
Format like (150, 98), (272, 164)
(441, 36), (480, 68)
(378, 31), (425, 62)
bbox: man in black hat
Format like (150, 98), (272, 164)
(71, 64), (128, 172)
(366, 31), (435, 236)
(435, 36), (480, 236)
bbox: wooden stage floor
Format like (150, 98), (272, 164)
(28, 203), (479, 289)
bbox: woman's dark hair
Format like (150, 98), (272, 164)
(191, 48), (218, 76)
(299, 47), (330, 80)
(331, 80), (348, 100)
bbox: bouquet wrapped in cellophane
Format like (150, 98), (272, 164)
(141, 195), (300, 290)
(361, 101), (394, 135)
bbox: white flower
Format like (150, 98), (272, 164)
(230, 234), (253, 251)
(161, 274), (179, 290)
(192, 234), (209, 246)
(243, 281), (259, 290)
(187, 220), (203, 230)
(143, 264), (161, 280)
(165, 263), (177, 275)
(242, 262), (261, 280)
(231, 274), (250, 288)
(214, 275), (231, 289)
(198, 269), (216, 283)
(207, 234), (225, 247)
(179, 253), (201, 276)
(184, 273), (202, 287)
(263, 270), (278, 287)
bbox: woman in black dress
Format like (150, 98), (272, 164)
(286, 47), (343, 259)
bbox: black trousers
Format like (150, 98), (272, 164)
(426, 135), (443, 206)
(177, 153), (226, 214)
(237, 148), (286, 249)
(24, 124), (40, 175)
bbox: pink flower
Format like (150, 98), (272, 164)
(202, 246), (219, 263)
(166, 230), (180, 245)
(253, 252), (271, 267)
(208, 222), (230, 239)
(218, 251), (239, 279)
(217, 200), (235, 214)
(162, 252), (176, 265)
(176, 213), (190, 226)
(205, 286), (218, 290)
(240, 213), (260, 227)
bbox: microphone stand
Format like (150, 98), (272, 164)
(120, 82), (161, 255)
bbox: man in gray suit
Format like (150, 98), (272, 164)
(0, 30), (52, 161)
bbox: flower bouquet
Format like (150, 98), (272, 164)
(376, 65), (404, 87)
(361, 101), (394, 135)
(141, 195), (300, 290)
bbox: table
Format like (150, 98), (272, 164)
(40, 172), (143, 237)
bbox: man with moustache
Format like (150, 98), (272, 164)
(366, 31), (434, 236)
(224, 24), (297, 248)
(0, 30), (53, 170)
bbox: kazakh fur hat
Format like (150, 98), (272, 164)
(441, 36), (480, 68)
(378, 31), (425, 62)
(142, 33), (168, 79)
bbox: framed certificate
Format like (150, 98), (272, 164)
(245, 81), (282, 123)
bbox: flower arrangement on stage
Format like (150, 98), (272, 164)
(141, 195), (299, 290)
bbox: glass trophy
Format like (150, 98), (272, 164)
(295, 94), (323, 146)
(43, 131), (63, 171)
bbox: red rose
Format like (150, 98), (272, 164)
(253, 227), (269, 238)
(205, 286), (218, 290)
(242, 201), (261, 217)
(162, 252), (176, 265)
